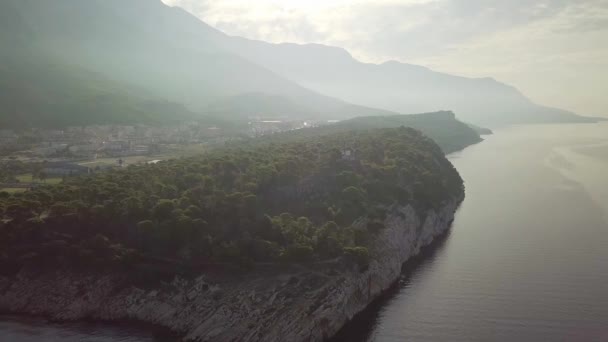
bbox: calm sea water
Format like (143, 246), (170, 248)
(0, 315), (172, 342)
(336, 122), (608, 342)
(2, 122), (608, 341)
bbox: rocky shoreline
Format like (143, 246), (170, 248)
(0, 197), (462, 342)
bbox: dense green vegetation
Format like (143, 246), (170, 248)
(253, 111), (483, 154)
(0, 161), (36, 184)
(0, 128), (462, 273)
(342, 112), (484, 153)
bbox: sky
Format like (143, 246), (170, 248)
(161, 0), (608, 117)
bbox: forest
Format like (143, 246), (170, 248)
(249, 111), (483, 154)
(0, 127), (463, 274)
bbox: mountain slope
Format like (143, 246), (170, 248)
(5, 0), (575, 128)
(0, 50), (203, 128)
(205, 93), (395, 121)
(339, 111), (483, 153)
(253, 111), (482, 154)
(216, 37), (595, 127)
(0, 0), (207, 128)
(2, 0), (389, 125)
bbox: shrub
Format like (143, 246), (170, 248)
(283, 244), (315, 262)
(343, 246), (370, 271)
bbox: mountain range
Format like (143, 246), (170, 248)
(0, 0), (597, 128)
(220, 39), (595, 127)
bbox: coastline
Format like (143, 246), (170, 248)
(0, 314), (178, 341)
(0, 196), (463, 342)
(329, 228), (453, 342)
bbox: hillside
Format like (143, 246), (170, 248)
(0, 128), (464, 342)
(0, 127), (462, 270)
(0, 51), (202, 128)
(205, 93), (394, 121)
(253, 111), (482, 154)
(1, 0), (389, 126)
(338, 111), (483, 153)
(0, 0), (215, 128)
(0, 125), (465, 342)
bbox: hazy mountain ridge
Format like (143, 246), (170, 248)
(1, 0), (392, 126)
(217, 38), (595, 127)
(0, 46), (204, 128)
(0, 0), (205, 128)
(1, 0), (582, 128)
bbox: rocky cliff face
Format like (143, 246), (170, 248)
(0, 197), (462, 341)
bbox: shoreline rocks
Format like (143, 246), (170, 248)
(0, 197), (462, 341)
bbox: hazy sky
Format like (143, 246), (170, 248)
(162, 0), (608, 117)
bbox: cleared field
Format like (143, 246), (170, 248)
(0, 188), (27, 193)
(78, 156), (151, 168)
(16, 174), (62, 184)
(77, 144), (209, 168)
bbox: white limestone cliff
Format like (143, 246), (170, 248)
(0, 196), (462, 341)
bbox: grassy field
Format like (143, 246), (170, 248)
(78, 155), (153, 168)
(1, 145), (211, 193)
(1, 173), (63, 193)
(16, 173), (63, 184)
(164, 143), (209, 157)
(0, 187), (27, 193)
(77, 144), (209, 168)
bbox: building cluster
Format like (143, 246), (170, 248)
(248, 119), (324, 137)
(1, 119), (341, 177)
(0, 123), (227, 161)
(1, 119), (344, 190)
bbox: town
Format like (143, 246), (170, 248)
(0, 119), (330, 193)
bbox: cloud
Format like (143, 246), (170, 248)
(162, 0), (608, 116)
(415, 0), (608, 116)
